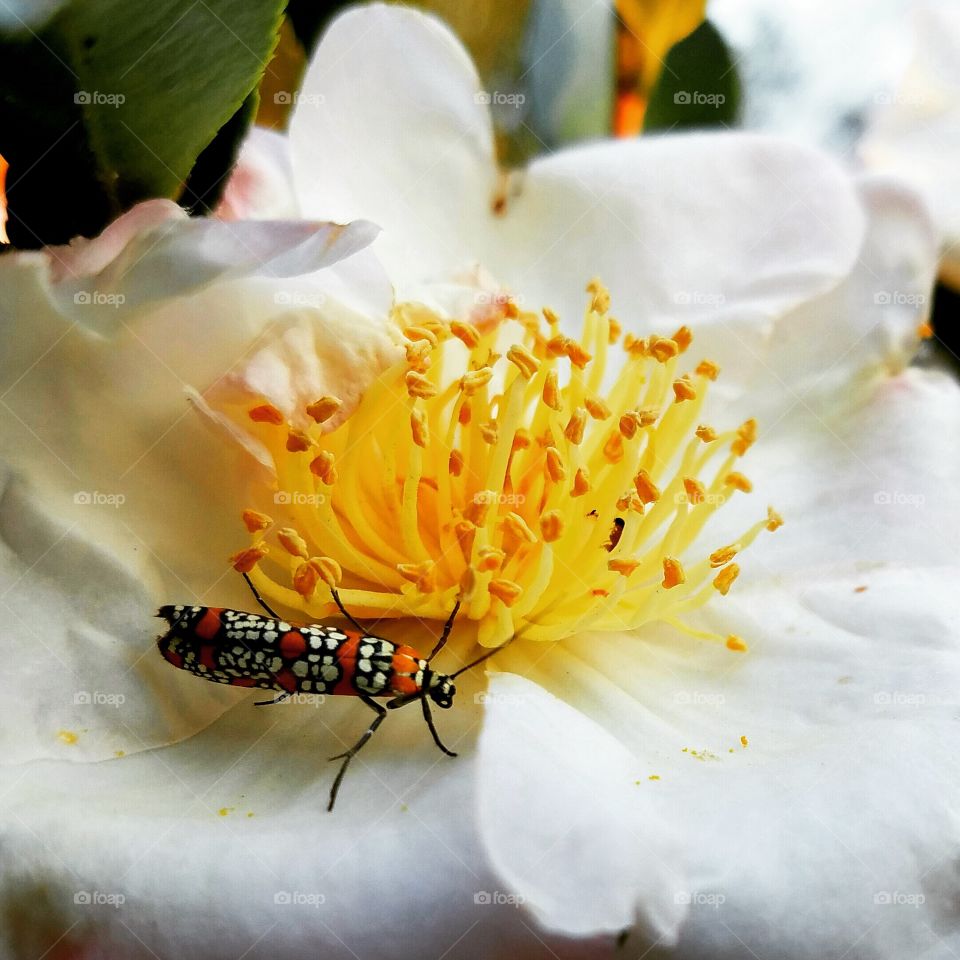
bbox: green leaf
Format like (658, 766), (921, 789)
(643, 19), (740, 133)
(0, 0), (284, 247)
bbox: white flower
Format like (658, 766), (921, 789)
(0, 5), (953, 960)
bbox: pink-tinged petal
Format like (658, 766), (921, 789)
(217, 126), (299, 222)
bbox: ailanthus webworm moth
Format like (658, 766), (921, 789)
(157, 575), (506, 809)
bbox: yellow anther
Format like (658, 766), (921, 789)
(305, 396), (342, 424)
(459, 402), (472, 425)
(671, 326), (693, 353)
(476, 546), (506, 572)
(512, 429), (531, 451)
(725, 472), (753, 493)
(672, 375), (697, 403)
(683, 477), (706, 505)
(649, 336), (679, 363)
(449, 449), (464, 477)
(501, 512), (538, 544)
(405, 340), (432, 370)
(740, 735), (749, 747)
(662, 557), (685, 588)
(542, 370), (562, 411)
(241, 509), (271, 533)
(480, 421), (499, 445)
(585, 396), (611, 420)
(603, 431), (624, 464)
(410, 408), (430, 448)
(507, 344), (540, 380)
(695, 424), (717, 443)
(465, 497), (492, 526)
(230, 542), (269, 573)
(488, 579), (523, 606)
(732, 419), (758, 456)
(766, 506), (784, 532)
(564, 408), (587, 445)
(460, 367), (493, 395)
(695, 359), (720, 381)
(309, 451), (337, 484)
(619, 411), (640, 439)
(571, 467), (591, 497)
(564, 340), (592, 369)
(277, 527), (309, 559)
(637, 408), (658, 427)
(609, 558), (639, 577)
(587, 277), (611, 314)
(726, 635), (749, 653)
(286, 429), (313, 453)
(248, 403), (284, 425)
(539, 510), (564, 542)
(633, 469), (661, 504)
(397, 561), (436, 592)
(449, 320), (481, 348)
(546, 334), (569, 358)
(713, 564), (740, 595)
(293, 559), (321, 598)
(709, 543), (740, 568)
(608, 317), (622, 343)
(404, 325), (439, 347)
(542, 306), (559, 326)
(316, 557), (343, 590)
(454, 520), (476, 559)
(405, 370), (437, 399)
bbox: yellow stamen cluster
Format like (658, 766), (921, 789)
(230, 281), (780, 647)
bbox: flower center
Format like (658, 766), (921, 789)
(230, 280), (781, 647)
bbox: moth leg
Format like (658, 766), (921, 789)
(254, 691), (292, 707)
(327, 695), (387, 811)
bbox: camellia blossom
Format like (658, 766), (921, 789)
(0, 5), (957, 960)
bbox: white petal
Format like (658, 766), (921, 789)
(478, 672), (686, 939)
(706, 367), (960, 578)
(859, 3), (960, 275)
(0, 688), (589, 958)
(496, 561), (960, 958)
(217, 126), (299, 221)
(291, 3), (496, 286)
(500, 132), (864, 341)
(698, 173), (937, 422)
